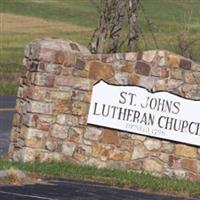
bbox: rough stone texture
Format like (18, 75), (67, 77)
(144, 139), (161, 151)
(143, 159), (163, 173)
(135, 61), (150, 76)
(84, 127), (102, 141)
(89, 61), (114, 80)
(62, 141), (76, 157)
(9, 38), (200, 181)
(100, 129), (119, 145)
(175, 144), (197, 158)
(132, 144), (147, 160)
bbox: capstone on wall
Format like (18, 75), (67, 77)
(9, 38), (200, 181)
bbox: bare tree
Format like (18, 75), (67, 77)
(89, 0), (140, 53)
(127, 0), (140, 52)
(107, 0), (126, 53)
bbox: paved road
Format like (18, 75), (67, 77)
(0, 96), (16, 154)
(0, 179), (197, 200)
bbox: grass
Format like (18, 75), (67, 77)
(1, 0), (200, 95)
(0, 158), (199, 198)
(0, 84), (18, 96)
(0, 0), (97, 27)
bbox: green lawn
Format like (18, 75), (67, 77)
(1, 0), (200, 95)
(0, 158), (200, 198)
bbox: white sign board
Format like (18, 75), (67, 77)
(87, 80), (200, 147)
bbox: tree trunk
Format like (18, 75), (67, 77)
(95, 0), (109, 53)
(89, 0), (140, 53)
(127, 0), (140, 52)
(107, 0), (126, 53)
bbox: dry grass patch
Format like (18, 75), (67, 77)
(1, 13), (91, 34)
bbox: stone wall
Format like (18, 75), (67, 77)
(9, 38), (200, 181)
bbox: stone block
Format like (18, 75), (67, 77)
(167, 54), (180, 68)
(56, 114), (66, 125)
(184, 71), (196, 84)
(157, 56), (167, 67)
(138, 76), (159, 90)
(55, 76), (74, 87)
(114, 72), (129, 84)
(62, 141), (76, 156)
(151, 67), (169, 78)
(109, 149), (131, 162)
(128, 73), (140, 85)
(142, 50), (156, 62)
(78, 116), (87, 126)
(64, 53), (76, 67)
(28, 86), (50, 101)
(175, 144), (197, 158)
(92, 143), (105, 158)
(126, 161), (143, 170)
(54, 51), (65, 64)
(161, 142), (174, 153)
(181, 84), (197, 98)
(50, 90), (72, 100)
(62, 68), (73, 76)
(125, 53), (137, 61)
(21, 147), (37, 162)
(45, 138), (58, 151)
(181, 159), (197, 173)
(71, 90), (87, 101)
(132, 144), (147, 160)
(89, 61), (114, 80)
(51, 124), (68, 139)
(73, 70), (89, 78)
(100, 129), (119, 145)
(186, 173), (200, 181)
(101, 54), (115, 63)
(120, 139), (134, 151)
(168, 155), (180, 168)
(72, 102), (88, 116)
(172, 169), (187, 179)
(170, 69), (183, 80)
(70, 43), (80, 51)
(130, 134), (146, 141)
(47, 152), (65, 162)
(10, 127), (20, 142)
(27, 100), (53, 115)
(65, 115), (79, 126)
(73, 144), (92, 161)
(159, 153), (169, 163)
(56, 76), (91, 91)
(121, 63), (134, 73)
(68, 127), (83, 142)
(39, 48), (56, 62)
(84, 127), (102, 141)
(53, 100), (71, 113)
(44, 63), (63, 74)
(74, 58), (85, 70)
(22, 113), (37, 127)
(135, 61), (151, 76)
(12, 113), (22, 127)
(180, 59), (192, 70)
(73, 77), (91, 91)
(143, 159), (162, 173)
(34, 73), (55, 87)
(144, 139), (161, 151)
(23, 127), (48, 149)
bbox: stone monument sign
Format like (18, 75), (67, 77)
(9, 38), (200, 181)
